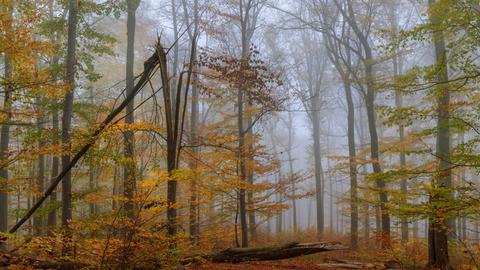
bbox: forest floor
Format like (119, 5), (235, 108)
(187, 250), (405, 270)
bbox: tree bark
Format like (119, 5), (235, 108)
(312, 111), (324, 238)
(124, 0), (140, 221)
(47, 0), (59, 227)
(0, 0), (13, 239)
(389, 2), (408, 243)
(181, 0), (200, 244)
(247, 115), (257, 241)
(285, 112), (297, 233)
(331, 0), (391, 245)
(34, 101), (46, 236)
(61, 0), (78, 254)
(427, 0), (452, 269)
(204, 242), (346, 263)
(344, 79), (358, 249)
(48, 100), (59, 229)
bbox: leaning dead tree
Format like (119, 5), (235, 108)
(9, 43), (162, 234)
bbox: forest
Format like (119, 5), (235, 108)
(0, 0), (479, 269)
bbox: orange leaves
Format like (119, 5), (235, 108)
(104, 121), (163, 136)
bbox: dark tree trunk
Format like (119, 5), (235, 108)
(34, 102), (46, 236)
(48, 106), (59, 229)
(334, 0), (391, 245)
(238, 88), (248, 247)
(427, 1), (452, 269)
(312, 112), (324, 238)
(247, 115), (257, 241)
(61, 0), (78, 254)
(0, 1), (13, 239)
(203, 242), (346, 263)
(47, 0), (59, 228)
(344, 80), (358, 249)
(285, 112), (297, 233)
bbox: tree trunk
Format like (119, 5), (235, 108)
(237, 0), (250, 248)
(48, 104), (59, 229)
(46, 0), (59, 232)
(238, 87), (248, 247)
(285, 112), (297, 233)
(365, 70), (390, 246)
(112, 166), (119, 211)
(34, 102), (46, 236)
(203, 242), (347, 263)
(247, 115), (257, 241)
(61, 0), (78, 254)
(427, 1), (452, 269)
(0, 0), (13, 239)
(344, 79), (358, 249)
(181, 0), (200, 244)
(124, 0), (140, 221)
(340, 0), (390, 245)
(389, 3), (409, 243)
(312, 111), (324, 238)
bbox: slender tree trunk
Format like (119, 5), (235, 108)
(329, 174), (333, 231)
(396, 91), (408, 243)
(46, 0), (59, 231)
(270, 135), (282, 234)
(312, 112), (324, 238)
(238, 87), (248, 247)
(170, 0), (179, 106)
(61, 0), (78, 254)
(88, 88), (97, 216)
(0, 0), (13, 239)
(237, 2), (250, 247)
(344, 79), (358, 249)
(34, 102), (46, 236)
(112, 166), (119, 211)
(189, 85), (199, 243)
(389, 3), (409, 243)
(341, 0), (390, 245)
(48, 101), (59, 229)
(427, 1), (452, 269)
(247, 115), (257, 241)
(475, 220), (479, 243)
(124, 0), (140, 221)
(181, 0), (200, 244)
(89, 168), (96, 216)
(285, 112), (297, 233)
(365, 64), (390, 245)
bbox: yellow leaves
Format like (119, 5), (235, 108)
(141, 170), (169, 188)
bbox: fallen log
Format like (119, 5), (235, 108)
(0, 252), (88, 269)
(203, 241), (347, 263)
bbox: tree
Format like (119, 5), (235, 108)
(0, 0), (13, 239)
(180, 0), (200, 244)
(47, 0), (60, 230)
(316, 4), (359, 248)
(295, 30), (327, 238)
(331, 0), (391, 245)
(387, 1), (408, 243)
(427, 0), (452, 268)
(124, 0), (141, 221)
(61, 0), (78, 253)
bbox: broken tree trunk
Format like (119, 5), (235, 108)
(204, 242), (347, 263)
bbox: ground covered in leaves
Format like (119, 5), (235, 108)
(187, 250), (405, 270)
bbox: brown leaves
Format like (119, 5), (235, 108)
(195, 45), (283, 111)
